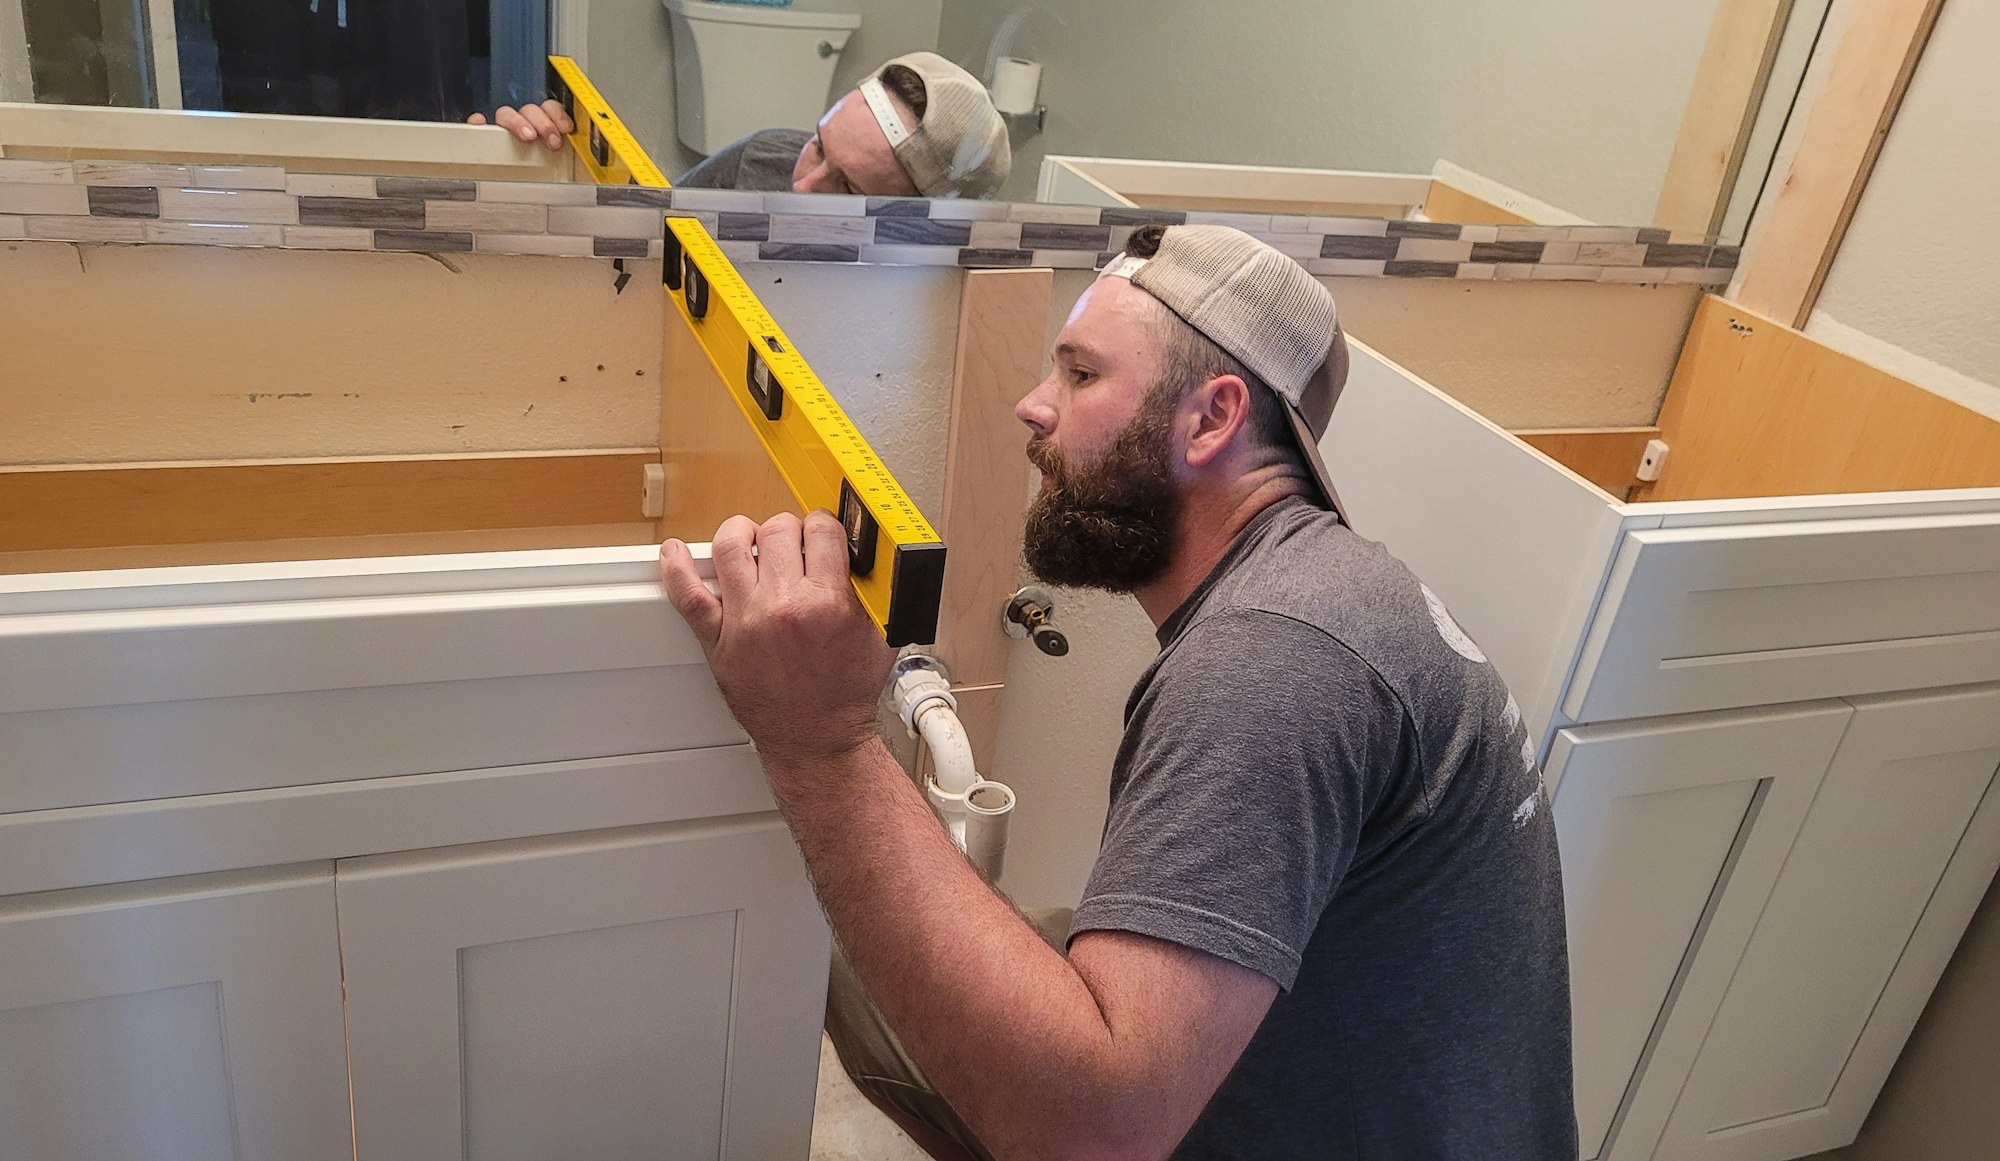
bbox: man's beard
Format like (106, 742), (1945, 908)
(1022, 393), (1183, 593)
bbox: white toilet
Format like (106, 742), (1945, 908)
(661, 0), (865, 156)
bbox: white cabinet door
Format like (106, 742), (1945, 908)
(0, 865), (351, 1161)
(1547, 702), (1852, 1161)
(338, 815), (831, 1161)
(1654, 684), (2000, 1161)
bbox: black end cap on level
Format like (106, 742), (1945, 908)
(883, 542), (947, 648)
(663, 225), (683, 289)
(546, 62), (572, 121)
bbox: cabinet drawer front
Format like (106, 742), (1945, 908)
(1565, 511), (2000, 721)
(1654, 685), (2000, 1161)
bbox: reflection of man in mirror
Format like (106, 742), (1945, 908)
(482, 52), (1010, 198)
(657, 225), (1578, 1159)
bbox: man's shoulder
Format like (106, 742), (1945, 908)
(676, 128), (809, 191)
(1181, 503), (1504, 712)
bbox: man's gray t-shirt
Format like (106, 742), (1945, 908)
(1072, 496), (1577, 1159)
(675, 127), (811, 191)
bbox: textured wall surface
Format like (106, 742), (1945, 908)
(750, 260), (962, 519)
(939, 0), (1717, 223)
(1807, 0), (2000, 409)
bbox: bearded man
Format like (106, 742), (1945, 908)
(658, 225), (1578, 1160)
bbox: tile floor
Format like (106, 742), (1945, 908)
(810, 1034), (932, 1161)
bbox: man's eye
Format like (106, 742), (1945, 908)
(1068, 367), (1095, 385)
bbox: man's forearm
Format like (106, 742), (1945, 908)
(764, 740), (1129, 1158)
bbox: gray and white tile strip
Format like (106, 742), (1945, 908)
(0, 160), (1740, 284)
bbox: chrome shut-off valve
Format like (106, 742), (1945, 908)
(1003, 586), (1069, 657)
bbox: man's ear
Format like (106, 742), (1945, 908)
(1182, 374), (1254, 470)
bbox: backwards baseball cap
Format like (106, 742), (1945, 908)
(1099, 225), (1352, 524)
(856, 52), (1012, 199)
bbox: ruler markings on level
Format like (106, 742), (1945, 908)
(546, 57), (668, 188)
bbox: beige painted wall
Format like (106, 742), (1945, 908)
(587, 0), (944, 181)
(1803, 0), (2000, 417)
(937, 0), (1717, 222)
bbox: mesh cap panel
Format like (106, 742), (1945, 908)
(872, 53), (1011, 199)
(1107, 225), (1352, 523)
(1128, 226), (1338, 412)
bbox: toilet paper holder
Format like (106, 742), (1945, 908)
(1002, 105), (1049, 134)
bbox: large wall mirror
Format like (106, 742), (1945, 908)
(2, 0), (1833, 244)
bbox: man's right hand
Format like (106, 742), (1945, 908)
(467, 99), (574, 151)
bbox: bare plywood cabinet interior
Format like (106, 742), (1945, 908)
(1631, 297), (2000, 501)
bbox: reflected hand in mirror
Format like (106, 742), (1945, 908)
(468, 100), (574, 152)
(674, 53), (1009, 199)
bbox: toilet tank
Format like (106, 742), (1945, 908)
(662, 0), (864, 157)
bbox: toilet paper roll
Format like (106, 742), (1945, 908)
(990, 57), (1042, 116)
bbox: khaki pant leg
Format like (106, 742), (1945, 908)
(823, 907), (1075, 1161)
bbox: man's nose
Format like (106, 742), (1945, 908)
(1015, 376), (1058, 436)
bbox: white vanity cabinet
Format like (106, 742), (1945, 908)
(0, 546), (831, 1161)
(1325, 304), (2000, 1161)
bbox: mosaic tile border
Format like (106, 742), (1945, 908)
(0, 160), (1740, 284)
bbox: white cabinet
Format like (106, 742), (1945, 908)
(338, 820), (831, 1161)
(0, 865), (351, 1161)
(1546, 703), (1853, 1161)
(0, 546), (831, 1161)
(1653, 684), (2000, 1161)
(1325, 335), (2000, 1161)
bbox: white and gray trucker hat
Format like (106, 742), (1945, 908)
(1099, 224), (1352, 524)
(857, 52), (1012, 199)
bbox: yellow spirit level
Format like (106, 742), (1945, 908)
(543, 56), (948, 647)
(544, 57), (670, 187)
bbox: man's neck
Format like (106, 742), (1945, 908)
(1133, 472), (1309, 628)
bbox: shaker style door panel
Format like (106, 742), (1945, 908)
(1654, 684), (2000, 1161)
(1565, 511), (2000, 723)
(0, 865), (351, 1161)
(338, 816), (830, 1161)
(1546, 702), (1851, 1161)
